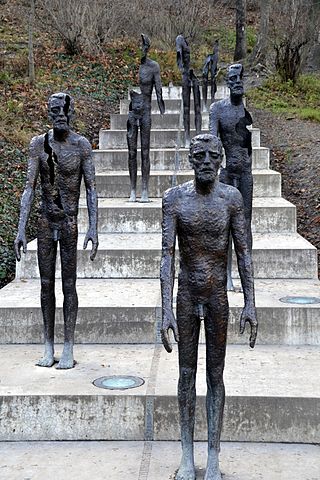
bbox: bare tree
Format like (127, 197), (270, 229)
(28, 0), (35, 84)
(234, 0), (247, 61)
(271, 0), (319, 83)
(250, 0), (271, 65)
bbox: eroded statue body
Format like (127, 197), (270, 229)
(176, 35), (201, 148)
(160, 134), (257, 480)
(202, 40), (219, 112)
(209, 63), (253, 291)
(127, 34), (165, 202)
(14, 93), (98, 369)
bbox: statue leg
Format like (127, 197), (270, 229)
(182, 80), (191, 148)
(226, 232), (235, 291)
(126, 117), (138, 202)
(202, 77), (208, 112)
(176, 288), (200, 480)
(192, 77), (202, 135)
(210, 78), (217, 104)
(36, 217), (57, 367)
(56, 219), (78, 369)
(239, 171), (253, 251)
(140, 112), (151, 203)
(203, 299), (228, 480)
(219, 168), (235, 291)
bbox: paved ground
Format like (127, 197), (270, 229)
(0, 441), (319, 480)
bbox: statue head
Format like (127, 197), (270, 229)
(189, 134), (223, 186)
(141, 34), (151, 59)
(226, 63), (244, 97)
(48, 92), (75, 134)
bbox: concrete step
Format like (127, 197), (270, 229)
(128, 84), (229, 100)
(119, 95), (243, 114)
(93, 146), (270, 171)
(91, 170), (281, 198)
(0, 344), (318, 442)
(2, 278), (320, 345)
(112, 112), (216, 130)
(1, 441), (319, 480)
(99, 127), (260, 149)
(16, 232), (318, 280)
(78, 197), (296, 234)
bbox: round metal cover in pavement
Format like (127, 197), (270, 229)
(93, 375), (145, 390)
(279, 296), (320, 305)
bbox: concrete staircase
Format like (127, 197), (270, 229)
(0, 85), (319, 477)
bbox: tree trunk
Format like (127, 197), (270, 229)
(250, 0), (271, 65)
(28, 0), (35, 85)
(234, 0), (247, 61)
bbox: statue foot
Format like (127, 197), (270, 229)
(36, 344), (55, 367)
(36, 354), (55, 368)
(175, 459), (196, 480)
(56, 355), (75, 369)
(204, 451), (222, 480)
(56, 345), (75, 369)
(129, 191), (136, 202)
(204, 466), (222, 480)
(140, 190), (150, 203)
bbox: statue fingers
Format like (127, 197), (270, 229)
(249, 322), (258, 349)
(161, 328), (172, 353)
(14, 240), (21, 262)
(172, 322), (180, 343)
(83, 234), (89, 250)
(239, 315), (246, 335)
(90, 240), (99, 261)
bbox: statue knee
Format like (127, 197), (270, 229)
(179, 366), (196, 385)
(62, 277), (76, 296)
(206, 364), (224, 388)
(40, 277), (54, 294)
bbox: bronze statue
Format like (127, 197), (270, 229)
(209, 63), (253, 291)
(176, 35), (202, 148)
(127, 34), (165, 202)
(160, 134), (257, 480)
(14, 92), (98, 369)
(202, 40), (219, 112)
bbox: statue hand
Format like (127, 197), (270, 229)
(14, 231), (27, 261)
(161, 309), (179, 353)
(240, 304), (258, 348)
(83, 228), (98, 261)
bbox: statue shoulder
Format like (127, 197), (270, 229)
(220, 183), (243, 210)
(163, 181), (192, 205)
(29, 133), (45, 155)
(148, 58), (160, 71)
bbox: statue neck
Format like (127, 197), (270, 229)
(230, 93), (243, 106)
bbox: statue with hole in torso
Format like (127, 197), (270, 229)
(209, 64), (253, 291)
(14, 93), (98, 369)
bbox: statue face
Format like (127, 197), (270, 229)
(48, 94), (72, 133)
(190, 139), (222, 185)
(140, 34), (150, 58)
(227, 65), (244, 96)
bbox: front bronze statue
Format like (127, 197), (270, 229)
(127, 34), (165, 202)
(160, 134), (257, 480)
(14, 93), (98, 369)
